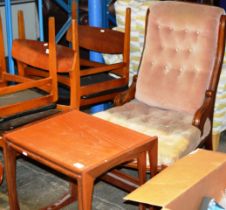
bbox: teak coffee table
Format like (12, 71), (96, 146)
(3, 110), (157, 210)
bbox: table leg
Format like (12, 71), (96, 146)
(137, 151), (146, 184)
(4, 143), (19, 210)
(77, 173), (94, 210)
(137, 151), (147, 210)
(148, 139), (158, 177)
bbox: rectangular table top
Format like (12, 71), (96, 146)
(4, 110), (155, 174)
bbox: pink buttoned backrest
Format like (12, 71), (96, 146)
(135, 1), (225, 114)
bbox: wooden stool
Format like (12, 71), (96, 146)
(3, 110), (157, 210)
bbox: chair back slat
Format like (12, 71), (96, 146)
(78, 25), (124, 54)
(66, 7), (131, 55)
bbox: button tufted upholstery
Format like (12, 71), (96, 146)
(136, 1), (224, 114)
(103, 0), (158, 81)
(94, 1), (226, 167)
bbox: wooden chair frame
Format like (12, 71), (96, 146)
(66, 4), (131, 107)
(0, 14), (58, 118)
(19, 2), (131, 109)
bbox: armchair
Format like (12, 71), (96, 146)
(94, 1), (226, 170)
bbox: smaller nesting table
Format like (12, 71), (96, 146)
(3, 110), (157, 210)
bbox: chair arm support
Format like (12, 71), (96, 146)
(114, 75), (137, 106)
(192, 90), (214, 133)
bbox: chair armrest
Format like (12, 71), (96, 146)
(192, 90), (214, 133)
(114, 75), (137, 106)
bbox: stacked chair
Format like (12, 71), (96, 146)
(0, 12), (67, 191)
(20, 1), (131, 109)
(0, 14), (61, 143)
(65, 3), (131, 107)
(0, 10), (80, 209)
(10, 10), (79, 110)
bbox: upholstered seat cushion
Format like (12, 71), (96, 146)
(0, 90), (59, 131)
(94, 99), (206, 166)
(0, 89), (45, 106)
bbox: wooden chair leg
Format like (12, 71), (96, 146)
(205, 133), (213, 150)
(4, 143), (19, 210)
(17, 10), (27, 77)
